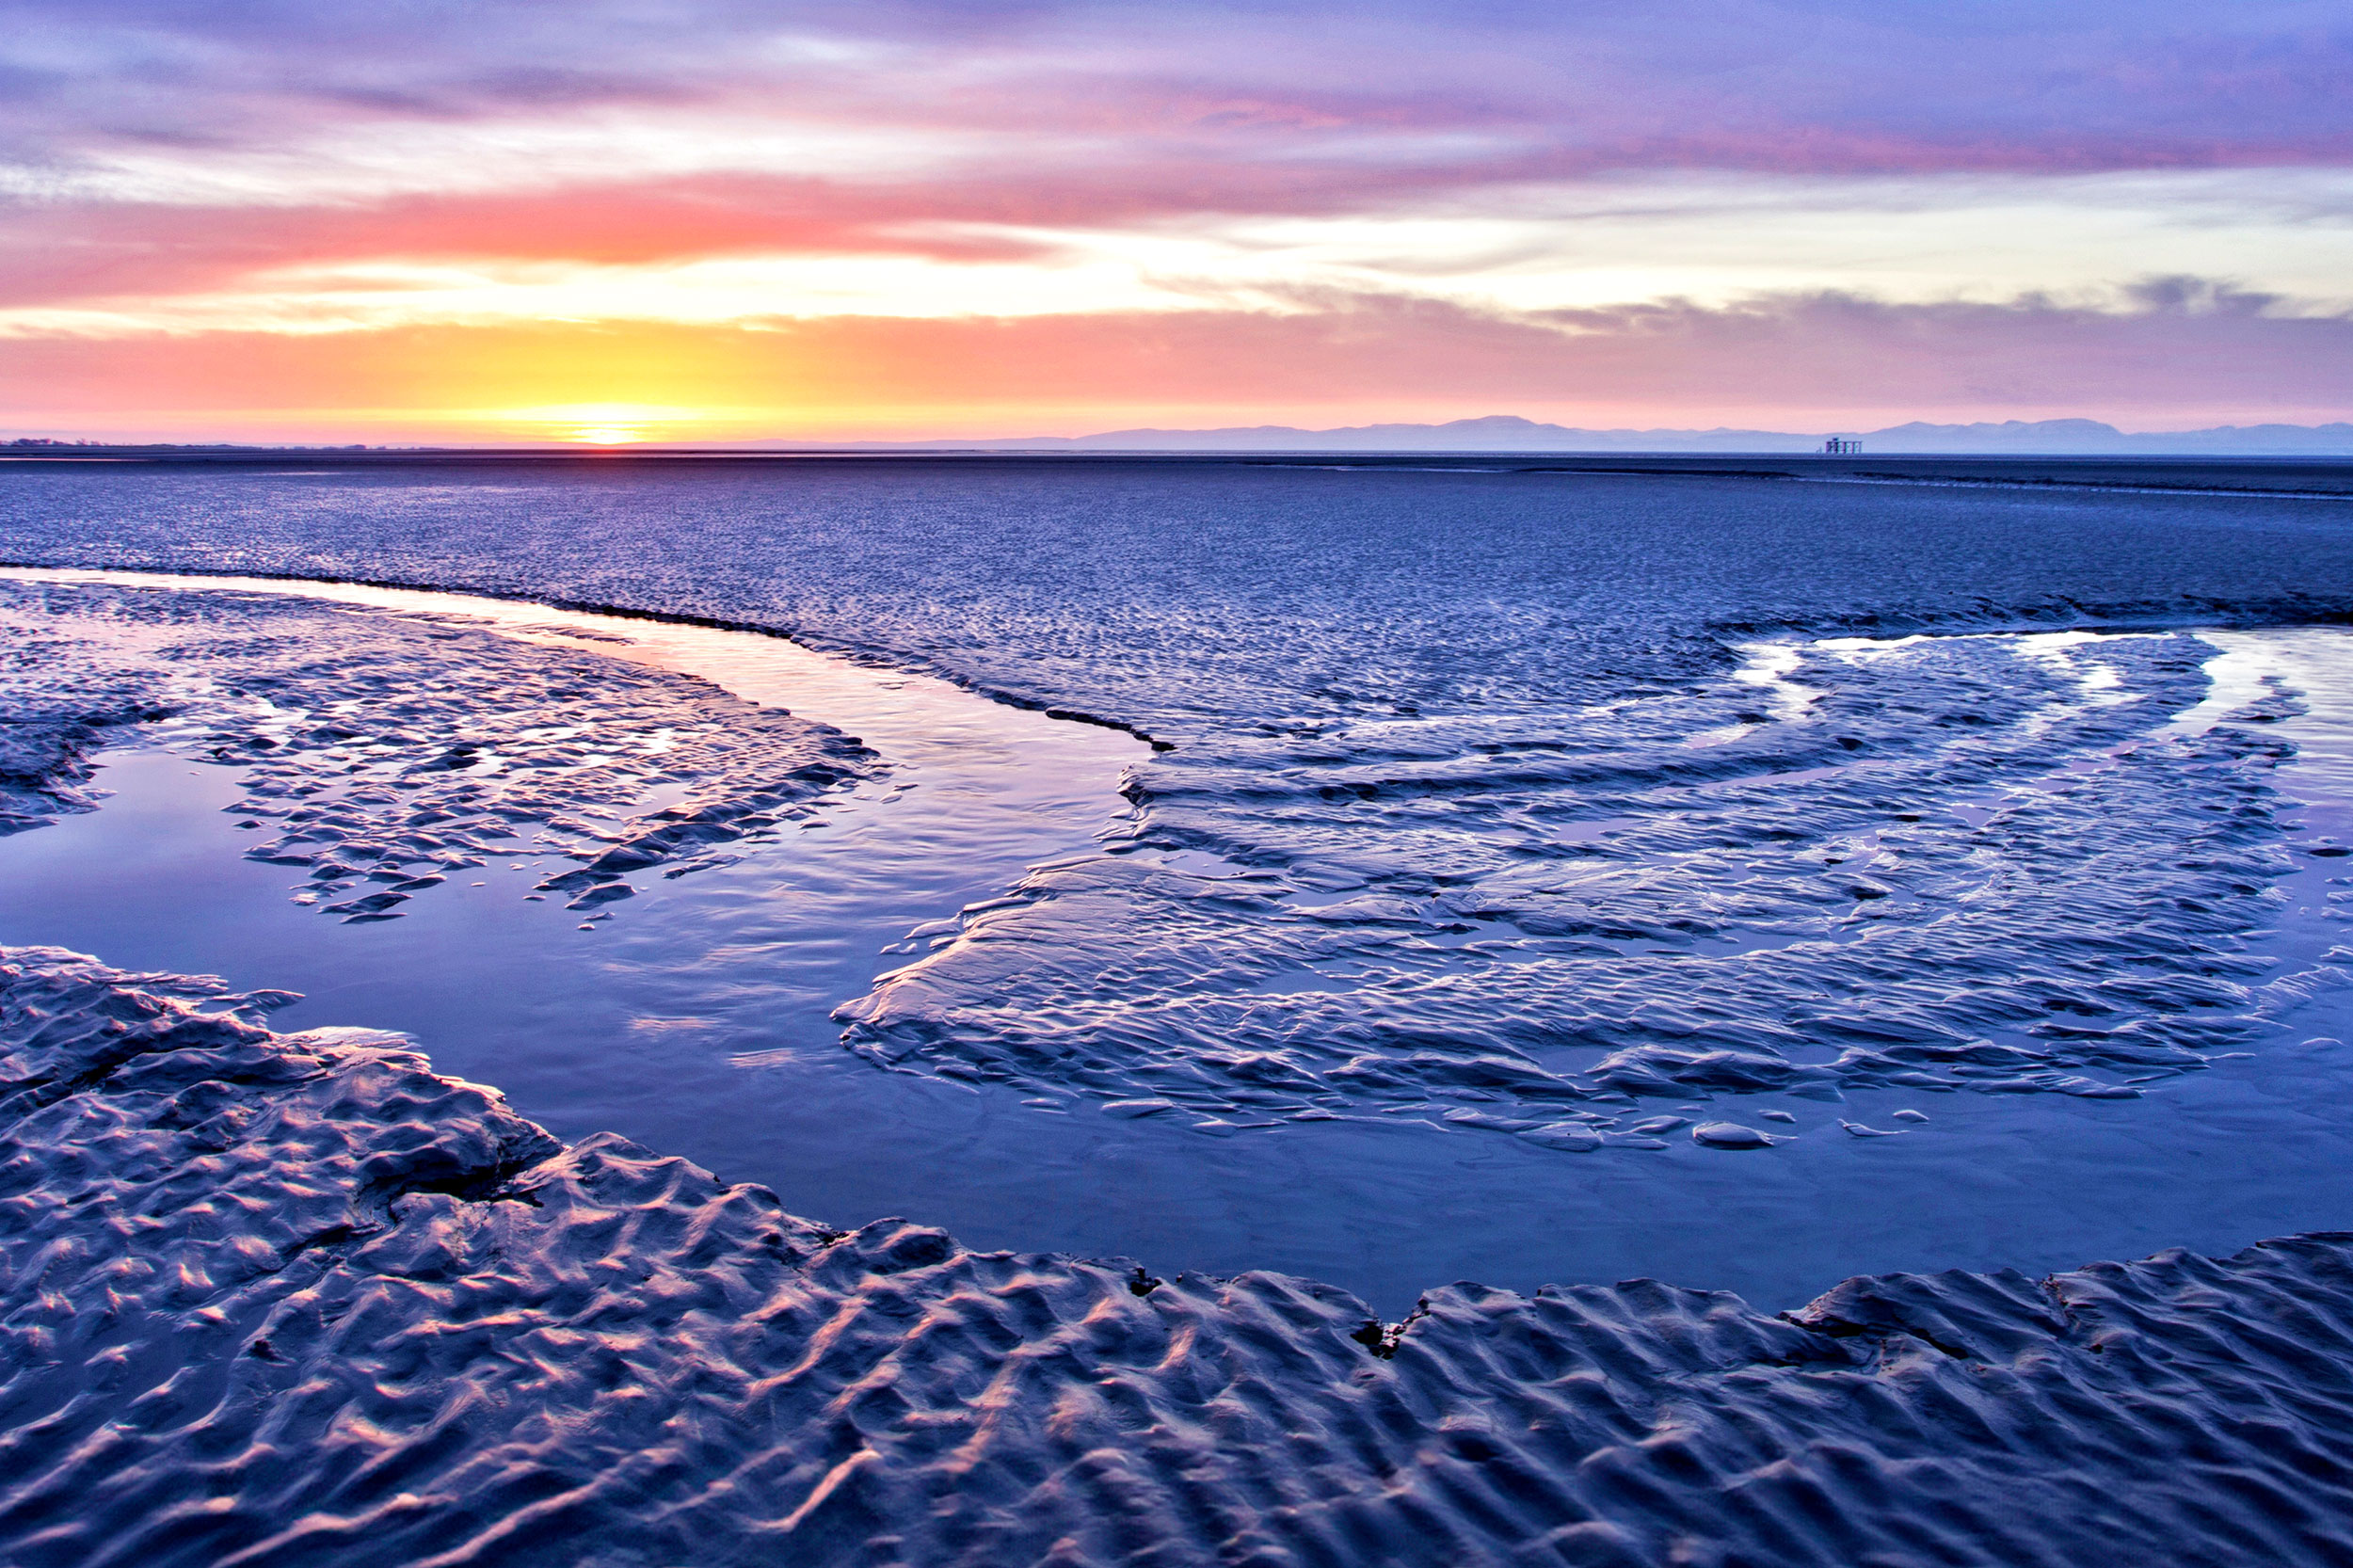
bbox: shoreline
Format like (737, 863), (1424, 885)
(6, 446), (2353, 503)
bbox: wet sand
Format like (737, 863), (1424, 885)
(7, 945), (2353, 1566)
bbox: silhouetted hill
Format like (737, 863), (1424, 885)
(820, 415), (2353, 455)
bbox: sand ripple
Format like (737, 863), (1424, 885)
(845, 630), (2336, 1134)
(5, 947), (2351, 1565)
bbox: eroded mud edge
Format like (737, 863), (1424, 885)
(0, 559), (1178, 750)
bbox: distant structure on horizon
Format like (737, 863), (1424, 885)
(1819, 437), (1864, 455)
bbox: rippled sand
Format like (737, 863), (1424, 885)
(8, 946), (2353, 1567)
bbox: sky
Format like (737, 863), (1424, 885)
(2, 0), (2350, 443)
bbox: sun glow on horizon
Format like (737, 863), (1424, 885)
(489, 402), (708, 444)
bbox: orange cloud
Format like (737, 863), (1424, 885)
(3, 291), (2348, 444)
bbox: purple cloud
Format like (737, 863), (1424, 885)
(3, 1), (2349, 180)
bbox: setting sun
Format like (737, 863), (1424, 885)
(488, 402), (706, 445)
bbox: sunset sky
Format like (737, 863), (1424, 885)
(4, 1), (2351, 443)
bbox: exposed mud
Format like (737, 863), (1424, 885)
(846, 630), (2342, 1137)
(0, 579), (873, 921)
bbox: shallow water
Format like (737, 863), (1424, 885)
(2, 560), (2350, 1313)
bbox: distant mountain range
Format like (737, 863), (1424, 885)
(11, 415), (2351, 457)
(825, 415), (2353, 456)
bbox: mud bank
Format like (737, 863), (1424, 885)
(0, 575), (878, 919)
(848, 626), (2349, 1137)
(5, 946), (2352, 1568)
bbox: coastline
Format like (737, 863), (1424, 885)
(5, 445), (2353, 507)
(5, 561), (2353, 1560)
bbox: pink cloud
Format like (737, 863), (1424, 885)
(2, 287), (2344, 440)
(7, 3), (2348, 434)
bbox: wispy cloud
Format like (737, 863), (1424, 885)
(3, 283), (2345, 441)
(1, 1), (2348, 432)
(9, 2), (2349, 176)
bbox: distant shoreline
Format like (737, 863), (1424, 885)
(6, 444), (2353, 499)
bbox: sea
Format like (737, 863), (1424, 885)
(5, 450), (2353, 1315)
